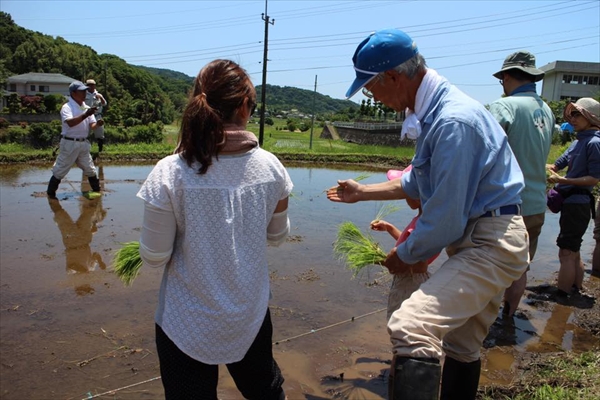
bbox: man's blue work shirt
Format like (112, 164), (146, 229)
(399, 79), (525, 264)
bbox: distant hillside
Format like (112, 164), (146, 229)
(135, 68), (358, 115)
(135, 65), (194, 84)
(256, 84), (358, 115)
(0, 11), (356, 120)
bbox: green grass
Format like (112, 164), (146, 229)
(479, 350), (600, 400)
(0, 121), (577, 166)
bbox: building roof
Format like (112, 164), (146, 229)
(7, 73), (77, 84)
(539, 61), (600, 74)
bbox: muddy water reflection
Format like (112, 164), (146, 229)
(0, 163), (597, 399)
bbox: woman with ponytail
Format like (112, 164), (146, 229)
(137, 59), (292, 399)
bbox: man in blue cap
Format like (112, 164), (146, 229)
(327, 29), (529, 400)
(47, 80), (104, 198)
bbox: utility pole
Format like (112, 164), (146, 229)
(258, 0), (274, 146)
(103, 60), (108, 98)
(309, 75), (317, 150)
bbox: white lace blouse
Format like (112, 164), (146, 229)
(137, 149), (293, 364)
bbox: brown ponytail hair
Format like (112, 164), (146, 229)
(176, 59), (256, 174)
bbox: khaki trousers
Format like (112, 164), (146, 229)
(387, 215), (529, 363)
(52, 139), (97, 179)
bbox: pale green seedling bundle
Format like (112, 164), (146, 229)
(333, 221), (387, 277)
(334, 202), (403, 277)
(112, 241), (142, 286)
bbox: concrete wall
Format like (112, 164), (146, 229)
(4, 113), (61, 123)
(321, 122), (415, 147)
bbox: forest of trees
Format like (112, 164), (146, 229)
(0, 12), (368, 125)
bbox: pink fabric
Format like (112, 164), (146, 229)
(387, 164), (412, 181)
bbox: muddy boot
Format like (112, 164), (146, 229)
(88, 175), (101, 192)
(440, 357), (481, 400)
(47, 176), (61, 198)
(388, 356), (440, 400)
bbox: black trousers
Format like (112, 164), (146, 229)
(155, 309), (285, 400)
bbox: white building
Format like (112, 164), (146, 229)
(6, 72), (76, 97)
(539, 61), (600, 102)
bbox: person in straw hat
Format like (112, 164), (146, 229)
(547, 97), (600, 297)
(489, 51), (555, 317)
(84, 79), (107, 154)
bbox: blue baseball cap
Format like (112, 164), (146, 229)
(346, 29), (419, 98)
(69, 80), (88, 92)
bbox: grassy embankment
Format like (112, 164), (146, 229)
(479, 350), (599, 400)
(0, 120), (570, 168)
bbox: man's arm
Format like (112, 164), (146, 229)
(326, 178), (406, 203)
(64, 107), (96, 128)
(96, 93), (107, 106)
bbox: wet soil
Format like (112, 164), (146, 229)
(0, 164), (598, 400)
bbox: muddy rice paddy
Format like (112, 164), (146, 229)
(0, 162), (598, 399)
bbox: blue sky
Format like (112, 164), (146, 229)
(2, 0), (599, 106)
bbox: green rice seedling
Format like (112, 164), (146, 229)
(83, 191), (102, 200)
(333, 221), (387, 277)
(373, 202), (402, 223)
(112, 241), (143, 286)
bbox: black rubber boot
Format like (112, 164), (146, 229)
(440, 357), (481, 400)
(388, 356), (441, 400)
(88, 175), (101, 192)
(47, 176), (61, 198)
(97, 138), (104, 153)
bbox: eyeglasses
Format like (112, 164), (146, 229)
(362, 87), (374, 98)
(498, 79), (504, 85)
(570, 111), (582, 118)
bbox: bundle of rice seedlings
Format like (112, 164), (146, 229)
(333, 221), (387, 277)
(83, 191), (102, 200)
(112, 241), (143, 286)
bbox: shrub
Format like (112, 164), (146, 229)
(43, 94), (67, 113)
(104, 126), (129, 144)
(129, 122), (163, 144)
(28, 122), (61, 148)
(0, 118), (9, 129)
(0, 127), (28, 144)
(124, 117), (142, 127)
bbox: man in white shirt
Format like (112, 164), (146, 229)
(47, 81), (104, 198)
(84, 79), (107, 153)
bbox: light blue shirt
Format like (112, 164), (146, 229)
(489, 88), (554, 216)
(398, 80), (525, 264)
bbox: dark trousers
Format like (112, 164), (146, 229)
(155, 309), (285, 400)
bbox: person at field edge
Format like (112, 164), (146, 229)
(489, 50), (554, 317)
(137, 59), (292, 400)
(547, 97), (600, 296)
(47, 81), (103, 199)
(84, 79), (107, 153)
(326, 28), (528, 400)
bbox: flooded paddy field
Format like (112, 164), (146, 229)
(0, 162), (598, 399)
